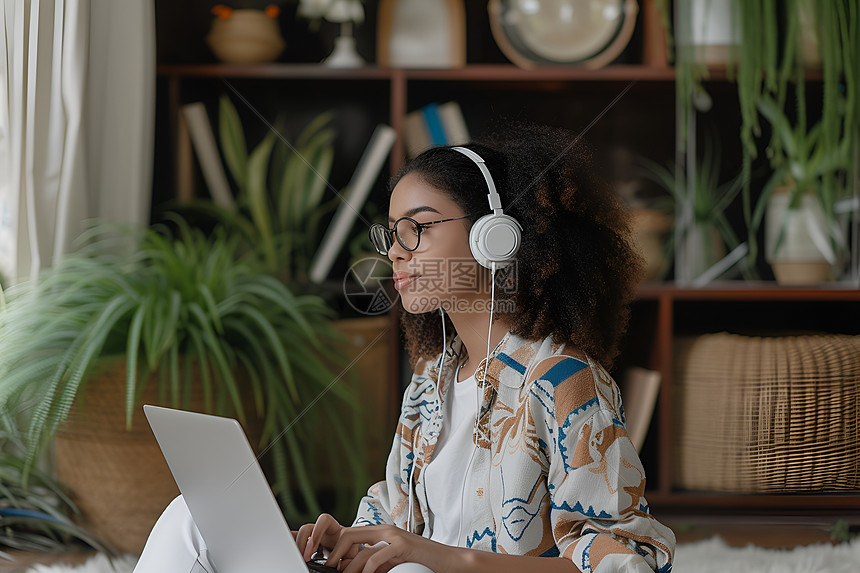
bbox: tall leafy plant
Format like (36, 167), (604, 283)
(214, 94), (339, 283)
(661, 0), (718, 144)
(731, 0), (792, 276)
(753, 95), (851, 259)
(640, 133), (744, 280)
(734, 0), (858, 271)
(664, 1), (857, 275)
(0, 219), (368, 520)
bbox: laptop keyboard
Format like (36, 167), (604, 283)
(306, 558), (341, 573)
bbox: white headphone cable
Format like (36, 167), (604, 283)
(477, 262), (496, 443)
(407, 307), (448, 534)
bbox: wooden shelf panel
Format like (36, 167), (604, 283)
(637, 283), (860, 302)
(646, 491), (860, 510)
(157, 63), (675, 82)
(157, 63), (396, 79)
(151, 63), (825, 83)
(401, 64), (675, 82)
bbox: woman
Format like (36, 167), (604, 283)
(135, 123), (675, 573)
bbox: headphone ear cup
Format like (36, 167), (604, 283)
(469, 213), (522, 269)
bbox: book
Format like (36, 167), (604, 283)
(422, 102), (447, 145)
(176, 112), (195, 203)
(181, 102), (235, 210)
(402, 101), (470, 159)
(402, 109), (432, 159)
(309, 124), (397, 284)
(619, 366), (661, 453)
(437, 101), (470, 145)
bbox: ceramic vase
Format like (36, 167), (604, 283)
(207, 9), (285, 64)
(765, 188), (834, 285)
(324, 22), (365, 68)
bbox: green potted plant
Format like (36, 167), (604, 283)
(753, 95), (852, 284)
(640, 132), (745, 283)
(663, 1), (858, 279)
(727, 1), (857, 277)
(187, 94), (339, 287)
(184, 93), (396, 504)
(0, 218), (368, 553)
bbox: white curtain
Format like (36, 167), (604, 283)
(0, 0), (155, 286)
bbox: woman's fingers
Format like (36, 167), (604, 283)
(296, 523), (315, 554)
(325, 525), (385, 566)
(326, 526), (405, 572)
(332, 526), (451, 573)
(342, 544), (394, 573)
(303, 513), (344, 561)
(355, 544), (404, 573)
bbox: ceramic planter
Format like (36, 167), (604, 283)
(765, 188), (834, 285)
(207, 9), (285, 64)
(684, 222), (726, 282)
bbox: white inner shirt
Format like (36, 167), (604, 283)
(422, 369), (480, 546)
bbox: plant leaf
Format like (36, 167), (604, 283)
(247, 133), (278, 270)
(219, 94), (249, 194)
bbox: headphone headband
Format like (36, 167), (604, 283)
(449, 146), (521, 269)
(451, 146), (503, 215)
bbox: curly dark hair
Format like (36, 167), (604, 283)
(395, 122), (644, 370)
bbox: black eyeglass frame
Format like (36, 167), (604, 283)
(368, 214), (473, 256)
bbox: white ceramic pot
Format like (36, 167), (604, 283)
(685, 222), (726, 282)
(765, 189), (834, 285)
(677, 0), (739, 65)
(207, 9), (285, 64)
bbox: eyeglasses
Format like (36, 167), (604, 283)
(368, 215), (472, 256)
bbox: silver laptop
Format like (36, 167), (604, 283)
(144, 405), (326, 573)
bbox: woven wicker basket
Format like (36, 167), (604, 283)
(55, 358), (259, 555)
(672, 332), (860, 493)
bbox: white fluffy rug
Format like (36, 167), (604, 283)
(673, 537), (860, 572)
(25, 554), (137, 573)
(21, 538), (860, 572)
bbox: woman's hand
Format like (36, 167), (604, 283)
(324, 524), (459, 573)
(296, 513), (349, 562)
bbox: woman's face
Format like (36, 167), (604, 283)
(387, 172), (484, 314)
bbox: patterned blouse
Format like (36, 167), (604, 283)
(353, 332), (675, 573)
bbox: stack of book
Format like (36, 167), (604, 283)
(402, 101), (469, 158)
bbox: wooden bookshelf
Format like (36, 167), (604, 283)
(152, 0), (859, 525)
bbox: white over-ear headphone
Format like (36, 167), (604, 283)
(451, 146), (522, 269)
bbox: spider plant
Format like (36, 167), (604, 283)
(733, 0), (857, 270)
(183, 94), (340, 286)
(640, 132), (744, 282)
(752, 94), (851, 260)
(0, 217), (368, 521)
